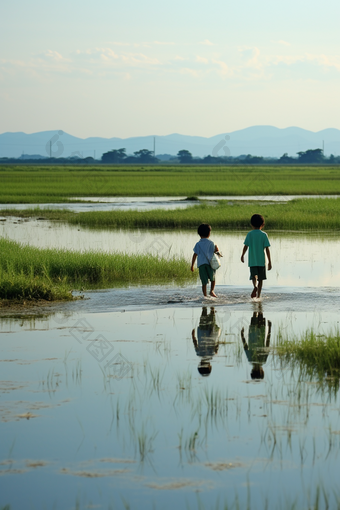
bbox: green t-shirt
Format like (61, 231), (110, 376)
(244, 229), (270, 267)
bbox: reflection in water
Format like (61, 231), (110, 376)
(241, 308), (272, 379)
(2, 306), (340, 509)
(192, 307), (221, 376)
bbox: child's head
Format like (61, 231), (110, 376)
(198, 361), (212, 376)
(250, 214), (265, 229)
(197, 224), (211, 238)
(251, 364), (264, 379)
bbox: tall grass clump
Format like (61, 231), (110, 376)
(275, 330), (340, 384)
(0, 239), (195, 301)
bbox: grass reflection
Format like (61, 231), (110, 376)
(275, 330), (340, 392)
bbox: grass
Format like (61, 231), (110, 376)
(2, 165), (340, 202)
(3, 197), (340, 230)
(0, 238), (195, 301)
(275, 330), (340, 383)
(68, 197), (340, 230)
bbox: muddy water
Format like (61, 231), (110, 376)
(1, 216), (340, 288)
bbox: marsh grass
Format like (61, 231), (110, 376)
(275, 330), (340, 388)
(3, 197), (340, 230)
(0, 238), (195, 301)
(68, 198), (340, 230)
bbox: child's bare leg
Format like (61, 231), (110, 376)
(202, 284), (207, 297)
(257, 280), (263, 298)
(210, 280), (217, 298)
(251, 277), (257, 298)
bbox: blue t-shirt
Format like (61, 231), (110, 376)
(244, 229), (270, 267)
(193, 238), (215, 267)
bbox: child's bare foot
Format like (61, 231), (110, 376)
(251, 288), (257, 298)
(210, 291), (217, 298)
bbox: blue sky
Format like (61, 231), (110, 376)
(1, 0), (340, 138)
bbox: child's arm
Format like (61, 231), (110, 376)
(266, 320), (272, 347)
(214, 244), (220, 253)
(192, 329), (198, 348)
(241, 327), (248, 349)
(241, 245), (248, 263)
(265, 247), (272, 270)
(191, 253), (197, 272)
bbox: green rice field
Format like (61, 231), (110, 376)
(1, 165), (340, 202)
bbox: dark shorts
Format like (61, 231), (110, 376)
(199, 264), (215, 285)
(249, 266), (266, 281)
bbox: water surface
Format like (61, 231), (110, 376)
(1, 216), (340, 288)
(1, 291), (340, 510)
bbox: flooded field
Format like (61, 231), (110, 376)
(1, 292), (340, 510)
(1, 210), (340, 509)
(1, 215), (340, 287)
(1, 194), (338, 213)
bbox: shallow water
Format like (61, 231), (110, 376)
(2, 207), (340, 509)
(0, 197), (198, 212)
(1, 194), (338, 212)
(1, 216), (340, 288)
(1, 288), (340, 510)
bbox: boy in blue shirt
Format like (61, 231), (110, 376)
(191, 224), (220, 297)
(241, 214), (272, 299)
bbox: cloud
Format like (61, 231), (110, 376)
(43, 50), (69, 62)
(196, 56), (209, 64)
(120, 53), (161, 66)
(106, 41), (175, 48)
(74, 48), (161, 68)
(269, 53), (340, 79)
(153, 41), (175, 46)
(200, 39), (214, 46)
(274, 40), (291, 47)
(180, 68), (199, 77)
(238, 46), (262, 70)
(2, 44), (340, 86)
(212, 59), (230, 76)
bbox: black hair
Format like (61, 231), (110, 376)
(197, 224), (211, 238)
(251, 365), (264, 379)
(198, 364), (212, 376)
(250, 214), (265, 228)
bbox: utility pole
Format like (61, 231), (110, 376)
(322, 140), (325, 155)
(94, 150), (96, 160)
(50, 141), (52, 158)
(153, 136), (156, 157)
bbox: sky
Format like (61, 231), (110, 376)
(1, 0), (340, 139)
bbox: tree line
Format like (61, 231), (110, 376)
(1, 148), (339, 165)
(101, 147), (340, 164)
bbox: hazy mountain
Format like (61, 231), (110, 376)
(0, 126), (339, 159)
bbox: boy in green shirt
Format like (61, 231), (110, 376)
(241, 214), (272, 299)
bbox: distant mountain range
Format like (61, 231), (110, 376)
(0, 126), (339, 159)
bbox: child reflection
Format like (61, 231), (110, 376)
(241, 311), (271, 379)
(192, 307), (221, 377)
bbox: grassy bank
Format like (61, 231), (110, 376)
(0, 239), (195, 301)
(69, 198), (340, 230)
(3, 197), (340, 230)
(2, 166), (340, 202)
(276, 331), (340, 385)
